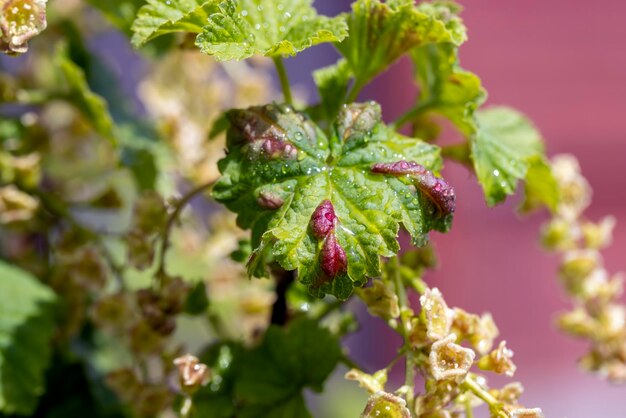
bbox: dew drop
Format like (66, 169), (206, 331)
(241, 9), (248, 17)
(493, 169), (500, 177)
(255, 23), (261, 30)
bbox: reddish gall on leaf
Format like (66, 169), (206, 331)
(372, 160), (456, 215)
(310, 199), (337, 238)
(320, 233), (347, 278)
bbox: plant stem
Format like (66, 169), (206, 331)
(273, 57), (293, 105)
(390, 257), (416, 413)
(346, 78), (365, 103)
(155, 181), (215, 282)
(465, 397), (474, 418)
(391, 102), (433, 131)
(462, 375), (509, 418)
(270, 268), (295, 325)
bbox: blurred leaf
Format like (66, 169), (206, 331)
(196, 0), (347, 61)
(184, 281), (209, 315)
(471, 107), (547, 206)
(193, 343), (241, 418)
(213, 102), (451, 299)
(86, 0), (147, 36)
(235, 319), (340, 417)
(131, 0), (220, 47)
(336, 0), (466, 90)
(0, 261), (57, 415)
(411, 42), (485, 138)
(56, 43), (118, 146)
(209, 113), (230, 140)
(519, 156), (560, 213)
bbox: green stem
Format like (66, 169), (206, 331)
(462, 375), (509, 418)
(389, 257), (416, 413)
(346, 78), (365, 103)
(465, 396), (474, 418)
(391, 102), (433, 131)
(273, 57), (293, 105)
(155, 181), (215, 282)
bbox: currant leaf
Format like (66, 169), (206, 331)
(56, 43), (118, 146)
(519, 156), (560, 214)
(0, 261), (57, 415)
(410, 42), (485, 138)
(131, 0), (219, 47)
(195, 0), (347, 61)
(471, 106), (547, 206)
(336, 0), (466, 90)
(213, 102), (453, 299)
(235, 319), (341, 417)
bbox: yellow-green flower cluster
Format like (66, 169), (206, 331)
(351, 281), (543, 418)
(542, 154), (626, 383)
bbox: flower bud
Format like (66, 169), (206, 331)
(451, 309), (499, 355)
(173, 354), (211, 394)
(356, 279), (400, 320)
(131, 191), (168, 233)
(420, 288), (454, 342)
(559, 250), (600, 296)
(540, 218), (577, 251)
(494, 382), (524, 406)
(581, 216), (615, 250)
(0, 0), (48, 55)
(509, 407), (544, 418)
(429, 334), (475, 382)
(551, 154), (591, 220)
(0, 185), (38, 223)
(361, 391), (411, 418)
(345, 368), (387, 394)
(91, 292), (131, 331)
(477, 341), (517, 377)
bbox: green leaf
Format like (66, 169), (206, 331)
(0, 261), (57, 415)
(131, 0), (220, 47)
(313, 59), (352, 122)
(410, 42), (485, 138)
(471, 107), (546, 206)
(213, 102), (453, 299)
(235, 319), (340, 417)
(336, 0), (466, 90)
(519, 156), (560, 213)
(56, 44), (118, 146)
(86, 0), (146, 36)
(193, 343), (241, 418)
(196, 0), (348, 61)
